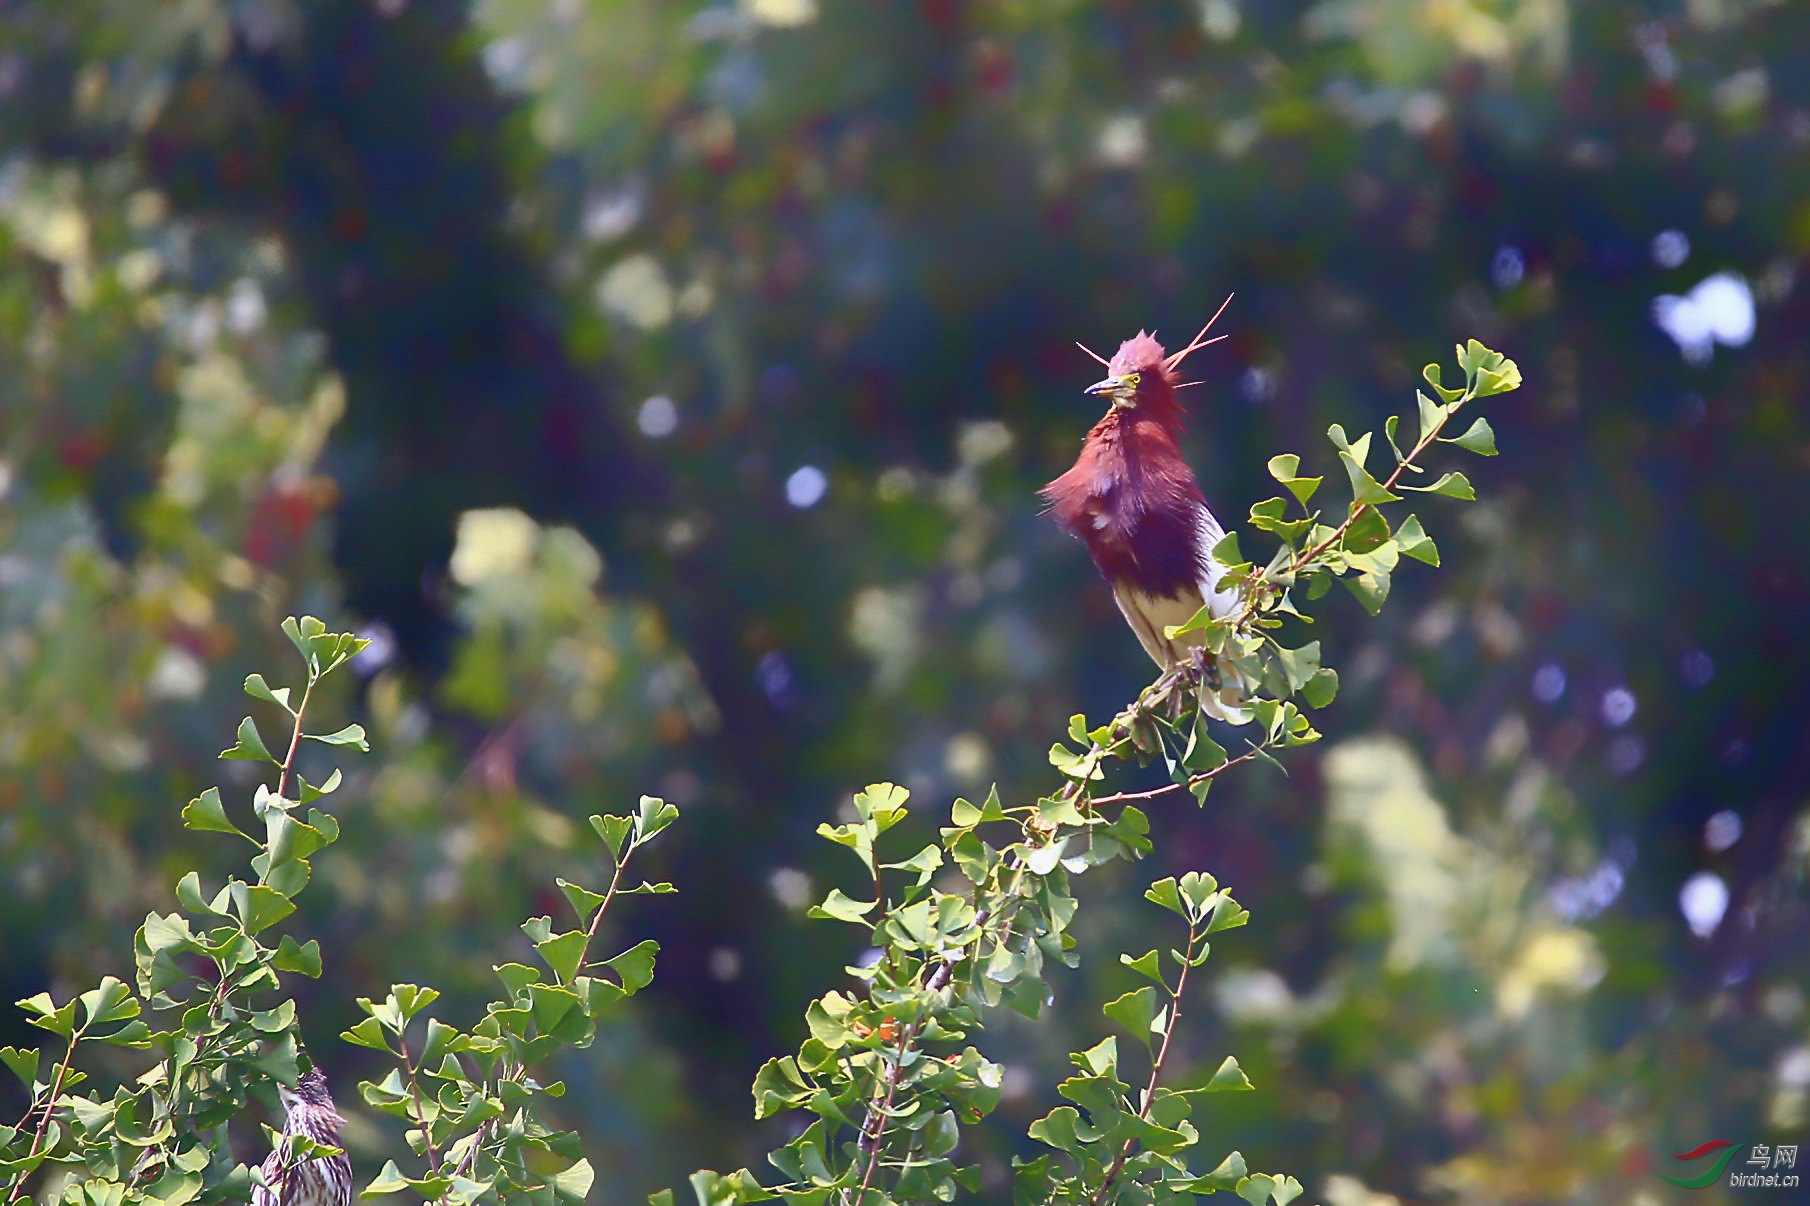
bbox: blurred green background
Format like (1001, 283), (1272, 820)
(2, 1), (1808, 1204)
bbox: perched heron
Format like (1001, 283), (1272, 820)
(1040, 301), (1250, 721)
(252, 1069), (353, 1206)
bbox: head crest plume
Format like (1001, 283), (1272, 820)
(1109, 330), (1170, 378)
(1078, 294), (1235, 386)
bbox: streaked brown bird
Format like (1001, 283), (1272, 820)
(253, 1069), (354, 1206)
(1041, 301), (1250, 721)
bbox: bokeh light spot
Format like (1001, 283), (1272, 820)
(1704, 810), (1743, 852)
(1531, 662), (1566, 703)
(1600, 686), (1637, 727)
(1651, 229), (1690, 269)
(638, 394), (678, 438)
(1680, 871), (1729, 938)
(785, 464), (827, 508)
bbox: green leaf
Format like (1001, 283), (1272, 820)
(1144, 878), (1186, 918)
(1343, 569), (1390, 615)
(550, 1158), (595, 1205)
(362, 1160), (411, 1198)
(1210, 530), (1245, 569)
(181, 788), (249, 840)
(1205, 1055), (1254, 1092)
(1458, 339), (1521, 396)
(1422, 363), (1463, 405)
(950, 786), (1007, 827)
(79, 977), (139, 1027)
(880, 844), (943, 886)
(341, 1017), (392, 1052)
(1103, 987), (1159, 1047)
(806, 889), (876, 925)
(250, 1000), (295, 1033)
(282, 616), (322, 663)
(172, 869), (224, 916)
(1248, 497), (1314, 542)
(1238, 1173), (1305, 1206)
(751, 1056), (812, 1119)
(1165, 600), (1226, 642)
(1337, 450), (1401, 507)
(1208, 897), (1252, 933)
(1474, 360), (1522, 397)
(589, 813), (635, 861)
(1341, 505), (1391, 554)
(1047, 743), (1102, 781)
(1301, 667), (1340, 709)
(1027, 1106), (1100, 1153)
(1194, 1151), (1249, 1192)
(1271, 641), (1321, 694)
(1445, 415), (1497, 455)
(230, 883), (295, 934)
(1119, 950), (1164, 984)
(636, 795), (680, 843)
(250, 1031), (300, 1085)
(494, 963), (541, 999)
(1182, 709), (1227, 774)
(273, 936), (322, 978)
(852, 783), (910, 831)
(0, 1046), (39, 1090)
(1394, 514), (1439, 566)
(604, 940), (660, 994)
(1384, 413), (1407, 464)
(297, 769), (342, 805)
(1177, 870), (1220, 918)
(534, 931), (590, 984)
(1264, 454), (1324, 507)
(305, 724), (368, 751)
(557, 879), (608, 924)
(220, 717), (277, 764)
(1408, 471), (1476, 500)
(242, 674), (292, 711)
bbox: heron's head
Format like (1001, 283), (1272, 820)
(1083, 331), (1185, 429)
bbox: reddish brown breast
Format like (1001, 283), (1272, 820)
(1041, 409), (1208, 599)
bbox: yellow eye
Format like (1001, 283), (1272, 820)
(1123, 372), (1141, 387)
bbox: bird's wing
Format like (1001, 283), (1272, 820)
(1193, 501), (1240, 620)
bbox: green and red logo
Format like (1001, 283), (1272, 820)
(1660, 1140), (1800, 1189)
(1661, 1141), (1745, 1188)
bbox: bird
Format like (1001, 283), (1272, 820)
(1040, 301), (1250, 722)
(253, 1068), (354, 1206)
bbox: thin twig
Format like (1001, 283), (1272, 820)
(449, 1119), (493, 1181)
(1088, 926), (1203, 1206)
(1089, 744), (1269, 807)
(274, 675), (317, 804)
(846, 948), (966, 1205)
(5, 1028), (83, 1203)
(1244, 385), (1468, 623)
(397, 1031), (443, 1176)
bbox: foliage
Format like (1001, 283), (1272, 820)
(6, 1), (1810, 1203)
(687, 343), (1519, 1206)
(0, 341), (1516, 1206)
(0, 618), (370, 1206)
(0, 612), (681, 1206)
(342, 794), (676, 1206)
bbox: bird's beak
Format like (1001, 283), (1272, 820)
(1084, 376), (1124, 397)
